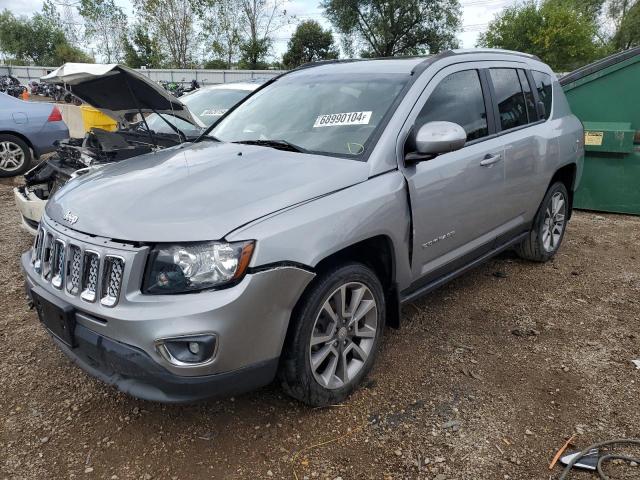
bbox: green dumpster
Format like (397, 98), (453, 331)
(561, 47), (640, 215)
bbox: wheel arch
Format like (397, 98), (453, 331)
(549, 163), (577, 219)
(0, 130), (36, 157)
(302, 235), (401, 331)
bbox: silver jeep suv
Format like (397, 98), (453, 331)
(23, 50), (583, 406)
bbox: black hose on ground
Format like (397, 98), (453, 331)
(559, 439), (640, 479)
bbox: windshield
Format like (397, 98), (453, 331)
(210, 73), (409, 157)
(145, 87), (252, 135)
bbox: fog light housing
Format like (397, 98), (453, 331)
(155, 334), (217, 366)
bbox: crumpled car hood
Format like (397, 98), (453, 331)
(41, 63), (197, 126)
(45, 142), (369, 242)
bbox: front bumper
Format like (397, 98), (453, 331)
(53, 321), (279, 403)
(23, 248), (315, 402)
(13, 186), (45, 235)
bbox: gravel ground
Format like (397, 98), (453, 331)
(1, 176), (640, 480)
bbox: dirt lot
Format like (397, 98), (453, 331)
(1, 176), (639, 480)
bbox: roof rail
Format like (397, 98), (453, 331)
(293, 58), (366, 72)
(450, 48), (540, 60)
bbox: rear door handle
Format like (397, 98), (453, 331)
(480, 153), (502, 167)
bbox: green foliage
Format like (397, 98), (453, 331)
(239, 0), (290, 68)
(0, 5), (92, 66)
(133, 0), (196, 68)
(196, 0), (245, 69)
(203, 58), (230, 69)
(54, 42), (94, 63)
(547, 0), (605, 18)
(239, 37), (272, 69)
(322, 0), (461, 57)
(123, 24), (164, 68)
(478, 0), (606, 71)
(282, 20), (338, 68)
(78, 0), (128, 63)
(612, 0), (640, 48)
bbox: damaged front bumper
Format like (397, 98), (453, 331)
(13, 186), (45, 235)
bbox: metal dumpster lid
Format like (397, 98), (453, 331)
(560, 46), (640, 86)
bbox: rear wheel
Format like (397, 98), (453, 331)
(516, 181), (569, 262)
(0, 134), (32, 177)
(279, 263), (385, 406)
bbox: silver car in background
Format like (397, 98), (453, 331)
(22, 49), (583, 406)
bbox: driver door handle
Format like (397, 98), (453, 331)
(480, 153), (502, 167)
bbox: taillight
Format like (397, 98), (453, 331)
(47, 106), (63, 122)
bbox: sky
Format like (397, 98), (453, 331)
(0, 0), (519, 59)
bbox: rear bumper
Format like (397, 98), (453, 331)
(52, 322), (279, 403)
(13, 186), (44, 235)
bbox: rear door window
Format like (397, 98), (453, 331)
(489, 68), (529, 131)
(531, 71), (553, 120)
(416, 69), (489, 141)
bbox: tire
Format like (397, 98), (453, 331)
(0, 134), (32, 177)
(515, 181), (569, 262)
(279, 262), (386, 406)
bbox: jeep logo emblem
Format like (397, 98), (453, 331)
(63, 211), (78, 225)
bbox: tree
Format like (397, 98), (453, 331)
(123, 24), (163, 68)
(239, 0), (290, 68)
(478, 0), (605, 71)
(78, 0), (128, 63)
(612, 0), (640, 48)
(133, 0), (197, 68)
(0, 7), (91, 65)
(282, 20), (338, 68)
(322, 0), (461, 57)
(194, 0), (245, 69)
(548, 0), (605, 18)
(608, 0), (637, 29)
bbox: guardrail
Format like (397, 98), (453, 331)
(0, 65), (286, 86)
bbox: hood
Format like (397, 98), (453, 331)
(45, 142), (369, 242)
(41, 63), (197, 126)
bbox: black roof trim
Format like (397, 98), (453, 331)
(560, 46), (640, 85)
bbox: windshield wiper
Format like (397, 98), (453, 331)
(233, 139), (306, 153)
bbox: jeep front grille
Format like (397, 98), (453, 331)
(31, 224), (126, 307)
(51, 239), (65, 289)
(101, 256), (125, 307)
(66, 245), (82, 295)
(41, 232), (54, 280)
(32, 228), (44, 273)
(80, 251), (100, 302)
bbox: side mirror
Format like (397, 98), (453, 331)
(406, 121), (467, 163)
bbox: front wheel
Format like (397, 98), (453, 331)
(516, 181), (569, 262)
(279, 263), (385, 406)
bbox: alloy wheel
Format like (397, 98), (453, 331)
(309, 282), (378, 389)
(0, 141), (25, 172)
(541, 191), (566, 252)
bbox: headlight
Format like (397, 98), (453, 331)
(144, 240), (255, 294)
